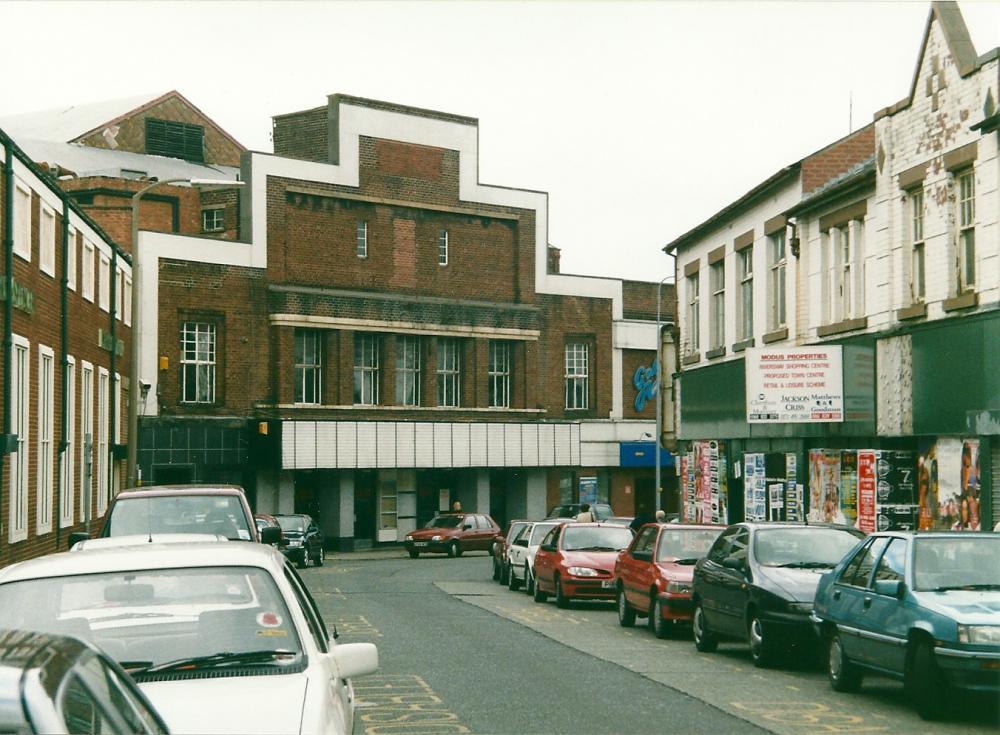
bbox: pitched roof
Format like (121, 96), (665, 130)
(0, 93), (157, 143)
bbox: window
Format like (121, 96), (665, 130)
(738, 247), (753, 340)
(123, 276), (132, 326)
(436, 338), (461, 407)
(724, 529), (750, 568)
(357, 220), (368, 258)
(180, 322), (216, 403)
(294, 329), (322, 405)
(564, 342), (589, 410)
(115, 266), (124, 320)
(61, 357), (76, 528)
(40, 204), (56, 276)
(82, 239), (95, 302)
(145, 118), (205, 162)
(438, 229), (449, 266)
(957, 169), (975, 291)
(97, 369), (109, 516)
(910, 190), (925, 302)
(685, 274), (700, 353)
(98, 252), (110, 312)
(37, 346), (54, 534)
(353, 333), (380, 405)
(13, 180), (31, 261)
(840, 537), (888, 588)
(488, 340), (510, 408)
(395, 336), (421, 406)
(67, 227), (77, 291)
(9, 336), (29, 542)
(873, 538), (907, 583)
(202, 208), (225, 233)
(80, 362), (93, 523)
(709, 261), (725, 349)
(768, 232), (786, 329)
(827, 220), (864, 322)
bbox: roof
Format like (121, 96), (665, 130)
(785, 157), (877, 218)
(0, 93), (157, 143)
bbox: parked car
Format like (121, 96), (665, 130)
(546, 503), (613, 521)
(68, 485), (280, 547)
(507, 520), (563, 593)
(533, 523), (635, 608)
(0, 538), (379, 735)
(255, 513), (284, 548)
(812, 531), (1000, 720)
(603, 516), (635, 527)
(0, 628), (170, 734)
(403, 513), (501, 558)
(615, 523), (725, 637)
(493, 520), (530, 584)
(692, 522), (863, 667)
(274, 514), (325, 568)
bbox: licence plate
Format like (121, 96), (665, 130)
(601, 580), (615, 589)
(414, 542), (429, 547)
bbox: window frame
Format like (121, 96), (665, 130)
(737, 247), (753, 341)
(395, 335), (421, 407)
(82, 238), (95, 302)
(356, 220), (368, 259)
(67, 226), (77, 291)
(957, 168), (975, 291)
(909, 189), (925, 302)
(353, 333), (380, 406)
(9, 334), (30, 542)
(61, 355), (76, 528)
(293, 329), (323, 406)
(436, 338), (461, 408)
(97, 368), (109, 517)
(79, 362), (94, 523)
(201, 208), (225, 233)
(564, 342), (590, 410)
(709, 260), (725, 349)
(40, 203), (56, 277)
(685, 273), (700, 353)
(768, 231), (786, 329)
(37, 344), (55, 534)
(180, 321), (217, 404)
(13, 179), (32, 262)
(487, 340), (511, 409)
(438, 229), (449, 266)
(98, 251), (111, 313)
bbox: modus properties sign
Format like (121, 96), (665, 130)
(746, 347), (843, 423)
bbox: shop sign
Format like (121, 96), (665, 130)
(746, 347), (843, 423)
(0, 278), (35, 314)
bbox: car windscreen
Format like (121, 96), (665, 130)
(424, 515), (463, 529)
(0, 566), (303, 675)
(106, 496), (252, 541)
(529, 523), (559, 546)
(276, 516), (307, 533)
(754, 527), (862, 568)
(656, 529), (721, 562)
(561, 526), (633, 552)
(913, 536), (1000, 591)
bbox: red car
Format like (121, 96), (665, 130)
(615, 523), (724, 637)
(531, 523), (634, 608)
(403, 513), (502, 558)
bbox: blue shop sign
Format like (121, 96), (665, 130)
(619, 441), (674, 468)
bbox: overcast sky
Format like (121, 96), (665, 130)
(2, 1), (997, 283)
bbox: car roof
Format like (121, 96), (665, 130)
(114, 484), (247, 498)
(653, 522), (725, 530)
(0, 539), (284, 584)
(736, 521), (859, 531)
(72, 533), (229, 551)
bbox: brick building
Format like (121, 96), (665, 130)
(136, 94), (673, 548)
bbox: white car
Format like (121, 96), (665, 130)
(0, 538), (378, 735)
(507, 520), (564, 594)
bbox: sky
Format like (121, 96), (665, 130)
(1, 1), (998, 284)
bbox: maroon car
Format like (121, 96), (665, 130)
(403, 513), (502, 558)
(614, 523), (724, 637)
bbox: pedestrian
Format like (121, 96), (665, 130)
(574, 503), (595, 522)
(655, 509), (666, 522)
(451, 500), (462, 512)
(630, 505), (655, 532)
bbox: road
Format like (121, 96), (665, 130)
(300, 550), (999, 735)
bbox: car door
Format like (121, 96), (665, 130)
(858, 537), (910, 673)
(623, 525), (658, 612)
(827, 537), (889, 663)
(696, 526), (738, 632)
(475, 515), (494, 550)
(533, 526), (561, 589)
(508, 525), (530, 578)
(715, 527), (751, 637)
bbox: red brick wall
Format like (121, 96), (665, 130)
(272, 107), (328, 162)
(623, 279), (675, 322)
(801, 125), (876, 194)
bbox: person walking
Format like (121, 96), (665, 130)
(630, 505), (655, 532)
(574, 503), (595, 522)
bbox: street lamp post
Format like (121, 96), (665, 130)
(126, 178), (241, 488)
(654, 274), (671, 513)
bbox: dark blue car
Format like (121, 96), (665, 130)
(812, 531), (1000, 720)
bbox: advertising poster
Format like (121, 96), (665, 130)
(768, 485), (783, 521)
(785, 453), (801, 521)
(746, 347), (844, 423)
(578, 476), (598, 506)
(840, 451), (858, 524)
(875, 450), (917, 531)
(917, 438), (981, 531)
(856, 450), (877, 533)
(808, 449), (847, 523)
(700, 444), (712, 523)
(743, 455), (755, 521)
(682, 441), (729, 524)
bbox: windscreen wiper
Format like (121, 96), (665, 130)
(134, 649), (296, 674)
(929, 583), (1000, 592)
(776, 561), (833, 569)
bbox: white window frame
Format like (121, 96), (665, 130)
(60, 356), (76, 528)
(353, 333), (380, 406)
(201, 208), (225, 233)
(98, 252), (111, 312)
(395, 336), (421, 407)
(685, 273), (700, 353)
(40, 204), (56, 277)
(97, 367), (109, 517)
(957, 169), (975, 292)
(115, 265), (124, 320)
(123, 275), (132, 326)
(488, 340), (511, 409)
(294, 329), (322, 405)
(82, 238), (95, 302)
(67, 226), (77, 291)
(114, 372), (121, 498)
(37, 344), (55, 534)
(438, 229), (449, 266)
(564, 342), (590, 410)
(79, 362), (94, 523)
(909, 189), (925, 302)
(436, 338), (461, 408)
(768, 232), (786, 329)
(181, 322), (217, 404)
(9, 335), (29, 542)
(357, 220), (368, 258)
(709, 260), (725, 350)
(13, 179), (32, 262)
(738, 247), (753, 341)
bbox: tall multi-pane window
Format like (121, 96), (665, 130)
(80, 363), (93, 523)
(9, 337), (29, 542)
(395, 336), (421, 406)
(958, 170), (975, 290)
(564, 343), (589, 410)
(357, 220), (368, 258)
(13, 181), (31, 261)
(838, 224), (853, 320)
(768, 232), (786, 329)
(294, 329), (322, 405)
(82, 239), (95, 302)
(98, 253), (111, 312)
(37, 347), (54, 534)
(97, 370), (108, 516)
(436, 338), (461, 407)
(61, 357), (76, 528)
(40, 205), (56, 277)
(353, 333), (380, 405)
(685, 274), (700, 353)
(709, 261), (725, 350)
(438, 229), (449, 266)
(738, 248), (753, 340)
(67, 227), (77, 291)
(180, 322), (216, 403)
(123, 277), (132, 326)
(488, 340), (510, 408)
(910, 189), (925, 301)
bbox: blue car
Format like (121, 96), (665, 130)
(812, 531), (1000, 720)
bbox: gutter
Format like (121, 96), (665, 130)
(2, 145), (12, 558)
(56, 198), (70, 549)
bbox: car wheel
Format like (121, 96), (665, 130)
(314, 547), (324, 567)
(500, 561), (510, 586)
(492, 557), (501, 581)
(828, 632), (862, 693)
(507, 565), (521, 591)
(524, 565), (534, 596)
(692, 603), (718, 653)
(296, 551), (308, 569)
(408, 550), (419, 559)
(907, 640), (949, 720)
(651, 597), (669, 639)
(748, 614), (775, 668)
(555, 576), (570, 609)
(617, 588), (636, 627)
(448, 541), (461, 558)
(533, 578), (548, 603)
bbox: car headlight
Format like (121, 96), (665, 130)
(665, 581), (692, 594)
(567, 566), (599, 577)
(405, 534), (413, 541)
(958, 625), (1000, 645)
(431, 535), (443, 542)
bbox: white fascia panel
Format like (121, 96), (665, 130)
(580, 442), (621, 467)
(579, 419), (656, 443)
(614, 320), (659, 350)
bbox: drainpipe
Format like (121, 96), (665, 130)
(109, 250), (117, 502)
(2, 144), (12, 559)
(56, 197), (70, 549)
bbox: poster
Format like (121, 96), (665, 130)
(917, 438), (981, 531)
(875, 450), (917, 531)
(746, 347), (844, 423)
(683, 441), (728, 524)
(808, 449), (853, 524)
(744, 452), (796, 522)
(578, 476), (598, 506)
(840, 451), (858, 525)
(856, 450), (877, 533)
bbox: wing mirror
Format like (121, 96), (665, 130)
(721, 558), (745, 571)
(332, 642), (379, 679)
(68, 531), (90, 549)
(260, 527), (282, 546)
(873, 579), (903, 599)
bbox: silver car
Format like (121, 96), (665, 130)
(507, 520), (565, 595)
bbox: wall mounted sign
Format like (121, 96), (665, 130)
(745, 347), (843, 423)
(97, 329), (125, 356)
(632, 359), (658, 413)
(0, 278), (35, 314)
